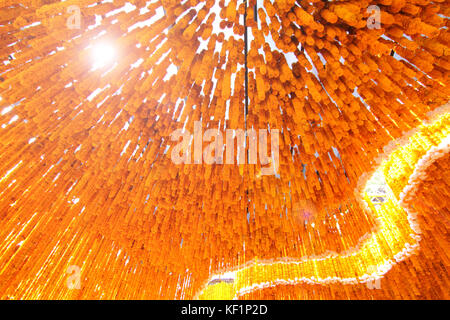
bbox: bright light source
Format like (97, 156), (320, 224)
(91, 43), (116, 71)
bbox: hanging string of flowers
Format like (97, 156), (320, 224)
(0, 0), (448, 299)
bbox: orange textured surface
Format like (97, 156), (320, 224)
(0, 0), (449, 299)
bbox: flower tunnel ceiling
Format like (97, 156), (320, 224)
(0, 0), (449, 300)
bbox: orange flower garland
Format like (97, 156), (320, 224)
(0, 0), (448, 299)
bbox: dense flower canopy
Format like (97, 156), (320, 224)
(0, 0), (448, 299)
